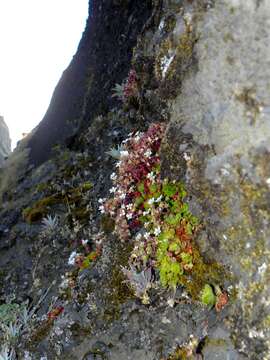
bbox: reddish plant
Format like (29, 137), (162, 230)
(47, 306), (64, 321)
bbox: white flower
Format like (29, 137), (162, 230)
(147, 172), (155, 181)
(167, 298), (175, 307)
(155, 195), (163, 203)
(126, 204), (133, 210)
(143, 209), (150, 216)
(135, 233), (142, 241)
(81, 239), (88, 246)
(120, 150), (129, 158)
(154, 226), (161, 236)
(116, 161), (121, 168)
(126, 213), (133, 220)
(98, 198), (106, 203)
(144, 232), (151, 239)
(68, 251), (78, 266)
(148, 198), (155, 205)
(99, 205), (105, 213)
(144, 149), (152, 158)
(183, 152), (191, 161)
(258, 263), (267, 276)
(119, 193), (126, 200)
(110, 172), (117, 181)
(134, 135), (141, 142)
(109, 187), (117, 193)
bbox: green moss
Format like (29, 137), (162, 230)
(181, 246), (226, 301)
(156, 26), (197, 99)
(163, 14), (177, 34)
(200, 284), (216, 307)
(69, 322), (92, 339)
(22, 194), (62, 223)
(26, 320), (53, 350)
(35, 183), (49, 193)
(22, 183), (93, 224)
(103, 242), (135, 322)
(167, 345), (196, 360)
(72, 207), (91, 223)
(100, 215), (115, 233)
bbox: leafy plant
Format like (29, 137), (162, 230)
(106, 145), (124, 160)
(41, 214), (59, 233)
(102, 123), (226, 307)
(0, 347), (15, 360)
(112, 83), (125, 100)
(201, 284), (216, 307)
(121, 266), (153, 304)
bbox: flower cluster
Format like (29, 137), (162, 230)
(67, 235), (102, 270)
(101, 123), (202, 294)
(123, 69), (138, 100)
(102, 123), (165, 241)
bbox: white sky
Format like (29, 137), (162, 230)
(0, 1), (88, 149)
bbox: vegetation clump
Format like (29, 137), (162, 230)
(112, 69), (138, 103)
(22, 182), (93, 224)
(100, 123), (226, 304)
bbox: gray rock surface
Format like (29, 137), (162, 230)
(0, 116), (11, 166)
(164, 0), (270, 358)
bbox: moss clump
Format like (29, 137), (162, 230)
(22, 194), (61, 223)
(103, 124), (226, 303)
(22, 182), (93, 224)
(103, 242), (135, 322)
(100, 215), (115, 233)
(200, 284), (216, 307)
(35, 182), (49, 193)
(26, 320), (54, 351)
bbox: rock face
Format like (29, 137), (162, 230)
(26, 0), (153, 167)
(0, 116), (11, 166)
(0, 0), (270, 359)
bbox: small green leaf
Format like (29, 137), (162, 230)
(138, 182), (145, 195)
(169, 242), (181, 253)
(180, 252), (193, 264)
(134, 196), (144, 207)
(162, 183), (177, 197)
(149, 183), (158, 193)
(201, 284), (216, 307)
(165, 213), (182, 226)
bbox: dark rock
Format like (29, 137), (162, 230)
(26, 0), (153, 167)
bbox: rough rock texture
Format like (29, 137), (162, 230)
(0, 0), (270, 359)
(0, 116), (11, 166)
(27, 0), (153, 167)
(165, 1), (270, 357)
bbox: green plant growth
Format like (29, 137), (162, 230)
(200, 284), (216, 307)
(23, 182), (93, 223)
